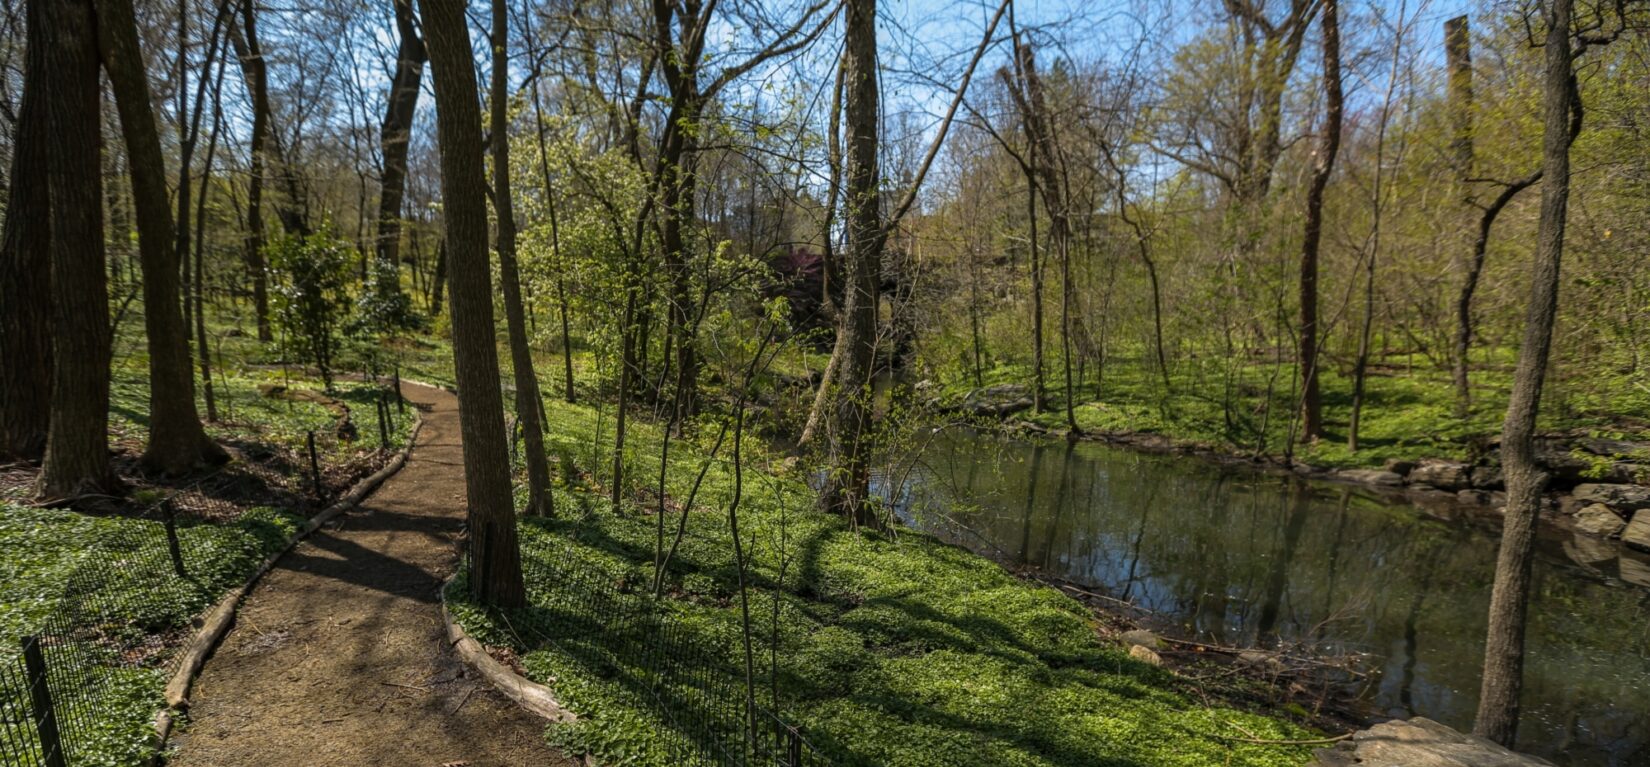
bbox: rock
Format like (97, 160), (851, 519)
(1383, 458), (1417, 476)
(1118, 629), (1163, 650)
(1457, 489), (1490, 505)
(1619, 551), (1650, 588)
(257, 383), (288, 398)
(958, 384), (1033, 417)
(1623, 510), (1650, 553)
(1563, 533), (1617, 565)
(1573, 504), (1627, 537)
(1408, 461), (1472, 491)
(1311, 718), (1553, 767)
(1339, 469), (1404, 487)
(1470, 466), (1504, 490)
(1572, 483), (1650, 511)
(1127, 644), (1162, 666)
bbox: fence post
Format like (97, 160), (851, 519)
(307, 430), (322, 496)
(21, 636), (67, 767)
(162, 499), (188, 579)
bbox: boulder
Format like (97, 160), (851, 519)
(1619, 551), (1650, 588)
(1469, 465), (1504, 490)
(1127, 644), (1163, 666)
(1383, 458), (1418, 476)
(1457, 489), (1490, 505)
(1623, 510), (1650, 553)
(1573, 504), (1626, 537)
(1409, 461), (1472, 491)
(1562, 533), (1617, 565)
(1572, 483), (1650, 511)
(958, 384), (1034, 418)
(1118, 629), (1163, 650)
(1312, 718), (1553, 766)
(1339, 469), (1404, 487)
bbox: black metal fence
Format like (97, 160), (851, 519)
(1, 381), (405, 767)
(482, 539), (829, 767)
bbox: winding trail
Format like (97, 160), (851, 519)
(170, 383), (573, 767)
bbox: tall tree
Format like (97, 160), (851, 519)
(1474, 0), (1575, 745)
(420, 0), (526, 607)
(373, 0), (426, 309)
(36, 0), (116, 500)
(234, 0), (272, 341)
(0, 0), (52, 461)
(492, 0), (554, 517)
(1296, 0), (1342, 443)
(96, 0), (228, 474)
(815, 0), (884, 526)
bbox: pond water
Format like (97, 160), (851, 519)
(882, 429), (1650, 766)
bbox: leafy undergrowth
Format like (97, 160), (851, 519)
(450, 399), (1318, 767)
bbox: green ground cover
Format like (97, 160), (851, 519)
(449, 396), (1320, 767)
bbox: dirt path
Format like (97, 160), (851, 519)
(170, 383), (574, 767)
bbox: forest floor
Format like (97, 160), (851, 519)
(168, 382), (574, 767)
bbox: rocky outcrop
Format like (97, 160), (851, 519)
(1312, 718), (1553, 766)
(1623, 511), (1650, 553)
(957, 384), (1034, 417)
(1338, 469), (1404, 486)
(1572, 483), (1650, 511)
(1408, 461), (1472, 492)
(1573, 504), (1627, 537)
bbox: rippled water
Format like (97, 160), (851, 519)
(884, 430), (1650, 765)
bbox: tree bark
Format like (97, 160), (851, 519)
(36, 0), (117, 501)
(374, 0), (425, 307)
(1447, 14), (1477, 417)
(96, 0), (227, 475)
(1474, 0), (1573, 746)
(1297, 0), (1342, 444)
(816, 0), (883, 528)
(233, 0), (271, 340)
(0, 0), (53, 461)
(420, 0), (525, 608)
(491, 0), (553, 517)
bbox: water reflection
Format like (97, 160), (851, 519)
(884, 430), (1650, 766)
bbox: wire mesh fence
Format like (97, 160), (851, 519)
(480, 540), (829, 767)
(1, 383), (408, 767)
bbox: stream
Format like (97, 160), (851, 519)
(880, 429), (1650, 766)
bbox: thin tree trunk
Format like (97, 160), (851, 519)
(524, 57), (577, 403)
(430, 239), (448, 317)
(420, 0), (526, 608)
(0, 0), (53, 461)
(1446, 14), (1477, 417)
(194, 51), (229, 423)
(1474, 0), (1573, 745)
(1297, 0), (1342, 443)
(817, 0), (883, 528)
(97, 0), (227, 474)
(492, 0), (553, 517)
(374, 0), (425, 307)
(37, 0), (116, 500)
(233, 0), (271, 341)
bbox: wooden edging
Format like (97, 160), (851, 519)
(438, 577), (577, 724)
(149, 394), (427, 754)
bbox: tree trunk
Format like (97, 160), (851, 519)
(1446, 14), (1477, 417)
(526, 65), (576, 403)
(491, 0), (553, 517)
(420, 0), (526, 608)
(374, 0), (425, 307)
(1474, 0), (1573, 746)
(0, 0), (53, 461)
(36, 0), (117, 501)
(1297, 0), (1342, 444)
(97, 0), (227, 474)
(233, 0), (271, 341)
(430, 239), (448, 317)
(816, 0), (883, 528)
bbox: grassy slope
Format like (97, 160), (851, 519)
(449, 395), (1319, 767)
(936, 348), (1650, 470)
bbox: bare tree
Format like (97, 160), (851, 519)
(1296, 0), (1342, 443)
(0, 0), (51, 460)
(373, 0), (426, 308)
(36, 0), (116, 500)
(420, 0), (525, 607)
